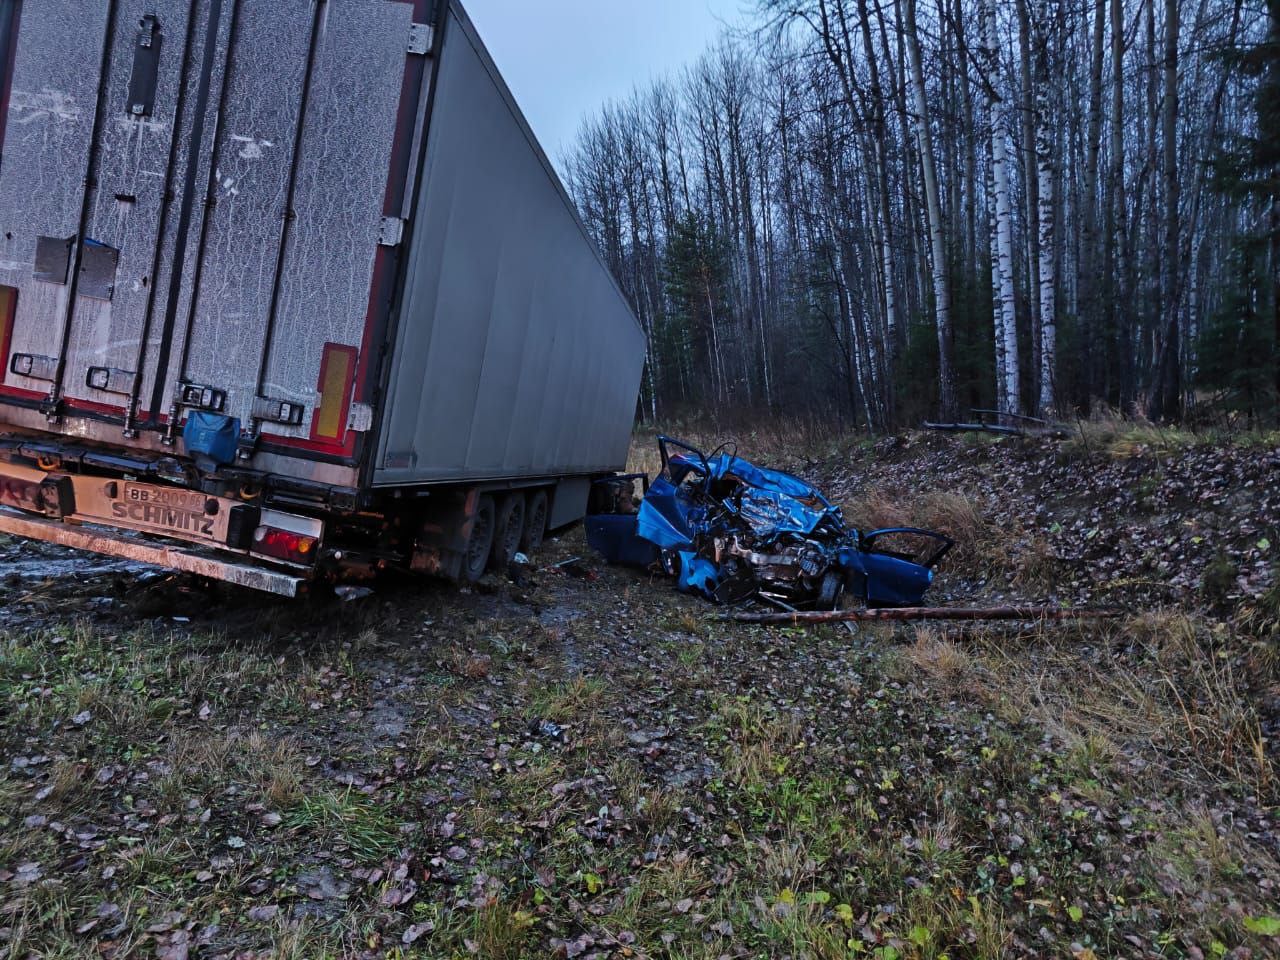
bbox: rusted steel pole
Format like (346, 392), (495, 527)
(729, 606), (1125, 625)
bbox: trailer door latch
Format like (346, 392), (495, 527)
(377, 217), (405, 247)
(86, 366), (137, 396)
(252, 396), (305, 427)
(408, 23), (434, 56)
(10, 353), (59, 382)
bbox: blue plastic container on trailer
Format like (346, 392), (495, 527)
(183, 412), (241, 466)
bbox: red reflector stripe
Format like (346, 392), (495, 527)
(312, 343), (357, 443)
(0, 286), (16, 378)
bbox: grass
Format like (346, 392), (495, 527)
(1064, 415), (1280, 461)
(2, 426), (1278, 959)
(523, 674), (606, 722)
(905, 613), (1276, 800)
(628, 416), (859, 478)
(2, 600), (1274, 960)
(285, 789), (403, 861)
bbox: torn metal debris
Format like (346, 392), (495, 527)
(586, 436), (954, 609)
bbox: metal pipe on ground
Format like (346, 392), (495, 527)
(728, 606), (1125, 625)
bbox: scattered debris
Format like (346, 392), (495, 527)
(335, 585), (374, 602)
(587, 436), (953, 608)
(529, 718), (566, 741)
(925, 408), (1069, 438)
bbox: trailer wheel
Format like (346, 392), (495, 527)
(491, 495), (525, 570)
(521, 490), (548, 553)
(462, 495), (496, 582)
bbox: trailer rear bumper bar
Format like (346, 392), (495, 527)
(0, 507), (305, 597)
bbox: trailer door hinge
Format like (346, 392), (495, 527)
(408, 23), (434, 56)
(347, 402), (374, 433)
(377, 216), (405, 247)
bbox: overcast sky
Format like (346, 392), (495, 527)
(462, 0), (746, 166)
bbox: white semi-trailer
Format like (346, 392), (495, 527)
(0, 0), (644, 595)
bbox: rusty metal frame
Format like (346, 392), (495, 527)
(0, 506), (304, 596)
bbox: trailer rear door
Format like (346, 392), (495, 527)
(0, 0), (417, 459)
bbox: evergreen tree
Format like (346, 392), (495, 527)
(1198, 244), (1277, 423)
(1200, 0), (1280, 422)
(661, 212), (732, 407)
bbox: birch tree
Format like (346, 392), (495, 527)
(1033, 0), (1059, 416)
(563, 0), (1273, 428)
(904, 0), (958, 419)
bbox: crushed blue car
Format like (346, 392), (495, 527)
(586, 436), (953, 609)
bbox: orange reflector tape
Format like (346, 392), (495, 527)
(312, 343), (357, 442)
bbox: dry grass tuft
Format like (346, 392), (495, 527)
(1068, 417), (1201, 459)
(851, 485), (914, 531)
(44, 757), (89, 805)
(447, 648), (493, 680)
(972, 615), (1274, 800)
(905, 628), (975, 690)
(913, 492), (988, 553)
(1009, 535), (1059, 591)
(849, 486), (1010, 579)
(1065, 415), (1279, 461)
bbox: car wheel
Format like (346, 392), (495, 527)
(461, 495), (495, 582)
(521, 490), (548, 553)
(491, 495), (525, 570)
(817, 569), (844, 610)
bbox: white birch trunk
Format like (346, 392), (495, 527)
(1034, 0), (1058, 417)
(983, 0), (1022, 417)
(904, 0), (957, 418)
(989, 170), (1007, 417)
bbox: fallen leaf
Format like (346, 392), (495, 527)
(402, 922), (435, 944)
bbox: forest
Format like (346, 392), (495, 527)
(563, 0), (1280, 430)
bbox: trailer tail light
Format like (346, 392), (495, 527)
(312, 343), (357, 442)
(250, 509), (323, 566)
(253, 527), (317, 564)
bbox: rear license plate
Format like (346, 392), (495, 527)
(112, 483), (222, 541)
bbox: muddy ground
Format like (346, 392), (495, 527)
(1, 428), (1278, 959)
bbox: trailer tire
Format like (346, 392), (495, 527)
(462, 495), (496, 582)
(491, 495), (525, 570)
(521, 490), (548, 553)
